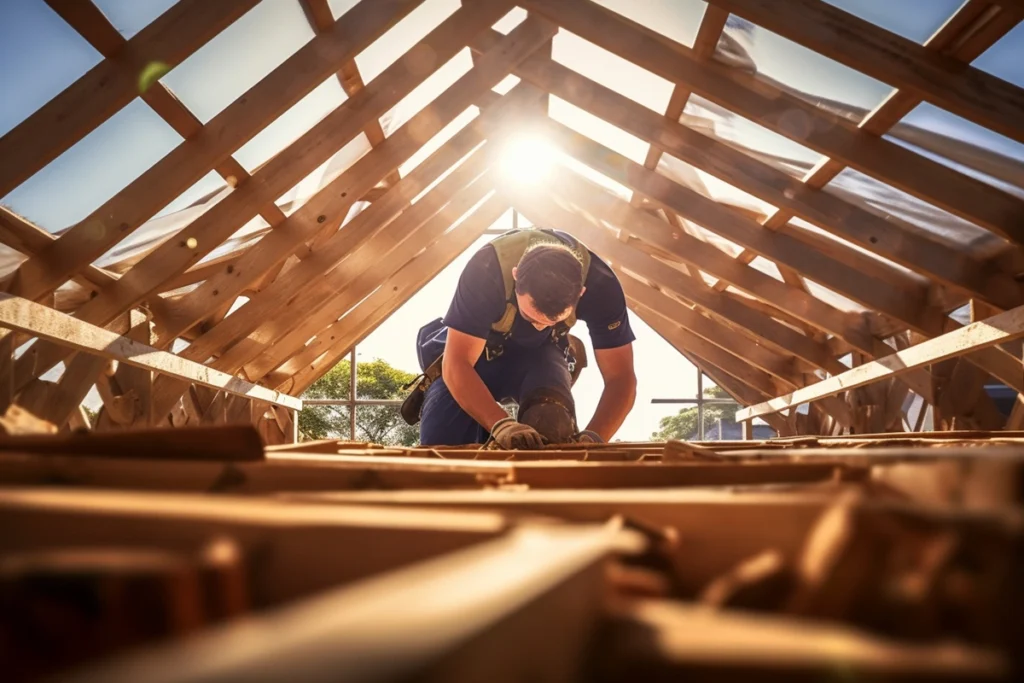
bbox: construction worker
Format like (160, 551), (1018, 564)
(401, 228), (637, 449)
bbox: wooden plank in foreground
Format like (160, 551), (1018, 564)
(0, 294), (301, 410)
(737, 304), (1024, 422)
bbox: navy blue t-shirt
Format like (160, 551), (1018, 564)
(443, 232), (635, 351)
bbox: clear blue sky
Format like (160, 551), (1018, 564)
(2, 0), (1022, 438)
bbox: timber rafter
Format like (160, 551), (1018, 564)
(1, 0), (1022, 437)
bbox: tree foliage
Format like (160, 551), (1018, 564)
(651, 386), (739, 441)
(299, 358), (419, 446)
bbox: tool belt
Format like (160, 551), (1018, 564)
(400, 352), (443, 426)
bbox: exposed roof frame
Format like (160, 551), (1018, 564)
(721, 0), (1024, 292)
(8, 0), (425, 305)
(0, 0), (261, 198)
(8, 0), (519, 396)
(468, 28), (1024, 311)
(280, 195), (511, 394)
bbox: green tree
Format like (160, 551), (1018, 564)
(652, 386), (739, 441)
(299, 358), (419, 446)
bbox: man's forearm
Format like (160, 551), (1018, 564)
(443, 362), (510, 431)
(585, 376), (637, 441)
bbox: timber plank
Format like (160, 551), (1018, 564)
(0, 294), (301, 410)
(619, 271), (798, 386)
(737, 304), (1024, 421)
(542, 117), (934, 327)
(238, 172), (498, 380)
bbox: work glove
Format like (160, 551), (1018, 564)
(574, 429), (604, 444)
(490, 417), (546, 450)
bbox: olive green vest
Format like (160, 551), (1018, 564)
(486, 228), (591, 358)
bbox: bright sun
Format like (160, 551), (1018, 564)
(498, 133), (556, 185)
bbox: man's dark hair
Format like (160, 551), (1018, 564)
(514, 244), (584, 318)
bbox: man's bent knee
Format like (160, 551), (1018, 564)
(518, 386), (576, 445)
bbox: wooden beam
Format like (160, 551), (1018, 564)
(617, 270), (799, 386)
(0, 206), (117, 292)
(46, 0), (289, 233)
(627, 305), (792, 434)
(153, 169), (498, 416)
(736, 304), (1024, 421)
(0, 0), (259, 198)
(540, 117), (934, 328)
(512, 188), (842, 376)
(239, 172), (499, 382)
(727, 0), (1023, 291)
(42, 517), (623, 683)
(472, 27), (1023, 309)
(151, 19), (555, 349)
(631, 4), (727, 208)
(298, 0), (398, 186)
(0, 294), (301, 410)
(7, 0), (428, 304)
(623, 275), (855, 429)
(702, 0), (1024, 147)
(523, 0), (1024, 247)
(628, 297), (786, 399)
(282, 195), (510, 394)
(7, 0), (516, 394)
(532, 167), (879, 352)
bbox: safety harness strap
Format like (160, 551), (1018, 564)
(485, 228), (591, 360)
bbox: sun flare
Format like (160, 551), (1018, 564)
(498, 133), (556, 185)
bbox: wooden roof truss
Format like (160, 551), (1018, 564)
(1, 0), (1023, 437)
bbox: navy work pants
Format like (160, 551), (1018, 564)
(416, 319), (573, 446)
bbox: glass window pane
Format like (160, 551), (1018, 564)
(886, 103), (1024, 199)
(701, 401), (742, 440)
(716, 17), (893, 122)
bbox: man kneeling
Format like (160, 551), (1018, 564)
(408, 228), (637, 449)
